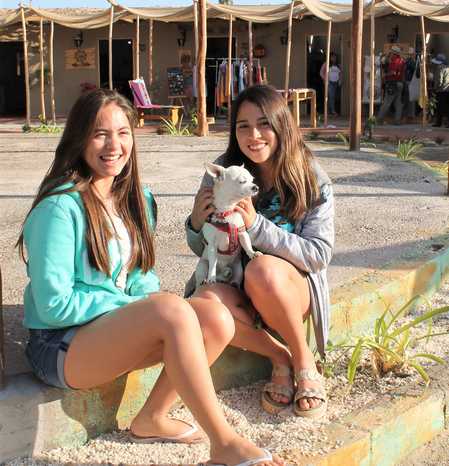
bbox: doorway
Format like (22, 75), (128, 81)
(99, 39), (134, 102)
(306, 35), (343, 115)
(0, 42), (25, 116)
(206, 36), (236, 115)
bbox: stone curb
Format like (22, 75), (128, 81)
(285, 363), (448, 466)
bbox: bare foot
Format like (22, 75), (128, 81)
(209, 436), (285, 465)
(294, 355), (323, 411)
(268, 353), (293, 406)
(130, 416), (206, 444)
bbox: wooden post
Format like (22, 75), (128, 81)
(135, 16), (140, 79)
(227, 14), (233, 123)
(283, 1), (294, 99)
(21, 6), (31, 127)
(197, 0), (208, 136)
(0, 265), (4, 390)
(420, 16), (428, 126)
(109, 6), (114, 90)
(39, 18), (46, 122)
(148, 19), (153, 87)
(49, 21), (56, 124)
(369, 0), (376, 118)
(248, 21), (253, 85)
(349, 0), (363, 151)
(194, 0), (199, 64)
(323, 20), (332, 127)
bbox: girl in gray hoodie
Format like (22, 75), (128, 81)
(186, 85), (334, 419)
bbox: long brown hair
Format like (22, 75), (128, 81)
(17, 89), (155, 274)
(225, 84), (320, 221)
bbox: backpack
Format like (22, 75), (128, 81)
(388, 55), (405, 81)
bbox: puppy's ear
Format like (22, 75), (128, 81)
(205, 162), (225, 180)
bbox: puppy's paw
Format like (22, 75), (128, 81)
(205, 278), (217, 284)
(249, 251), (263, 259)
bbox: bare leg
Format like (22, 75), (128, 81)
(64, 293), (283, 465)
(129, 296), (235, 440)
(194, 284), (293, 404)
(244, 255), (320, 411)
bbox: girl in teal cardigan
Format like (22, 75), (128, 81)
(17, 89), (283, 466)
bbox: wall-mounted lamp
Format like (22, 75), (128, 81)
(280, 29), (288, 46)
(177, 28), (186, 47)
(387, 25), (399, 43)
(73, 31), (84, 49)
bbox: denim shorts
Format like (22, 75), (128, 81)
(25, 327), (79, 389)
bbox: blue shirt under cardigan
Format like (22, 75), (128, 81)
(23, 186), (160, 329)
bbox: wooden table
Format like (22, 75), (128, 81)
(285, 88), (317, 128)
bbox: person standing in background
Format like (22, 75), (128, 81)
(377, 45), (406, 125)
(431, 53), (449, 127)
(320, 53), (341, 116)
(403, 47), (417, 123)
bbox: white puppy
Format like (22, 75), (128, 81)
(195, 162), (262, 289)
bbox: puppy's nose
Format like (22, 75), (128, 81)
(251, 185), (259, 194)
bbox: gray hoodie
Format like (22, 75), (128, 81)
(185, 154), (334, 358)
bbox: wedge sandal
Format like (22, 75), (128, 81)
(261, 364), (294, 414)
(294, 368), (327, 419)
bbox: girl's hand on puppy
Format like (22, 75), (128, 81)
(234, 197), (257, 229)
(190, 187), (215, 232)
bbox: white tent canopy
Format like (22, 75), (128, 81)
(2, 1), (449, 28)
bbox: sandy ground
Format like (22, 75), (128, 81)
(1, 132), (449, 464)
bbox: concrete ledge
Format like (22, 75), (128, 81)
(1, 240), (449, 461)
(285, 364), (448, 466)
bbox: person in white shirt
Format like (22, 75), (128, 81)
(320, 53), (341, 115)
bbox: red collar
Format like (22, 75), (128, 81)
(214, 210), (234, 220)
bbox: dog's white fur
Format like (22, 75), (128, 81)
(195, 162), (262, 288)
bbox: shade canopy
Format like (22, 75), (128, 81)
(2, 0), (449, 29)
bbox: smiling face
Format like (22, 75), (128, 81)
(235, 100), (278, 168)
(83, 103), (133, 196)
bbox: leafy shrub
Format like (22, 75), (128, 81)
(396, 139), (423, 161)
(327, 296), (448, 386)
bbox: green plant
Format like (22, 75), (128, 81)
(22, 115), (62, 134)
(364, 116), (377, 140)
(328, 297), (448, 386)
(428, 94), (437, 118)
(396, 138), (423, 161)
(336, 132), (349, 148)
(160, 114), (192, 136)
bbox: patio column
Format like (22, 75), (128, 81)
(39, 19), (46, 122)
(49, 21), (56, 124)
(227, 14), (233, 122)
(148, 19), (153, 87)
(109, 6), (114, 90)
(248, 21), (253, 85)
(369, 0), (376, 119)
(420, 16), (428, 126)
(323, 20), (332, 127)
(20, 6), (31, 127)
(135, 16), (140, 79)
(283, 0), (294, 100)
(350, 0), (363, 151)
(194, 0), (199, 63)
(197, 0), (208, 136)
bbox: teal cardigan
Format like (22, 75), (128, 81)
(23, 186), (160, 329)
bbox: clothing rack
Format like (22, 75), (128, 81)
(205, 58), (264, 115)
